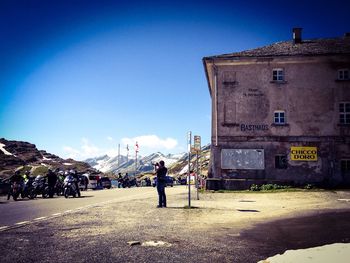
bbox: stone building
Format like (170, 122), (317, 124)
(203, 28), (350, 190)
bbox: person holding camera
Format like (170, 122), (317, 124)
(154, 160), (167, 208)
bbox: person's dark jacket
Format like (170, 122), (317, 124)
(156, 166), (168, 183)
(9, 173), (23, 183)
(47, 171), (57, 186)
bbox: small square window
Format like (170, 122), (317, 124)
(338, 69), (349, 80)
(275, 155), (288, 169)
(339, 102), (350, 124)
(274, 111), (286, 124)
(273, 68), (284, 81)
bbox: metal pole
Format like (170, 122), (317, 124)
(135, 149), (137, 177)
(188, 131), (192, 208)
(196, 151), (199, 200)
(118, 144), (120, 167)
(126, 144), (129, 163)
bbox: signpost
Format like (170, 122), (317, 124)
(187, 131), (192, 208)
(194, 135), (201, 200)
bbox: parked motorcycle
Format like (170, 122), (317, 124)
(63, 175), (79, 198)
(32, 175), (49, 198)
(129, 177), (139, 187)
(55, 179), (64, 196)
(21, 177), (36, 199)
(9, 181), (22, 201)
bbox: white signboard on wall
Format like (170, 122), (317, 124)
(221, 149), (265, 170)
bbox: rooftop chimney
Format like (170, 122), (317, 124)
(293, 28), (302, 44)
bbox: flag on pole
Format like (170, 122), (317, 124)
(135, 142), (139, 153)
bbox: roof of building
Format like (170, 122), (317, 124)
(205, 36), (350, 59)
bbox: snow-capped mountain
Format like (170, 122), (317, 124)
(85, 152), (186, 174)
(84, 144), (211, 176)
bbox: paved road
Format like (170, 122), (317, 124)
(0, 186), (185, 229)
(0, 189), (349, 262)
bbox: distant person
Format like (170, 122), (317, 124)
(46, 168), (57, 198)
(155, 160), (168, 208)
(117, 173), (123, 188)
(7, 170), (23, 200)
(71, 170), (81, 197)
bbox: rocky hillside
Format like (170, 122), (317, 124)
(0, 138), (97, 179)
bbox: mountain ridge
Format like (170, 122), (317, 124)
(0, 138), (98, 179)
(84, 144), (211, 176)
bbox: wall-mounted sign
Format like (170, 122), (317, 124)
(291, 146), (317, 161)
(221, 149), (265, 170)
(240, 124), (269, 132)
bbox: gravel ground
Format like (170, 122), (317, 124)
(1, 188), (350, 263)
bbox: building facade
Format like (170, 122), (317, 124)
(203, 29), (350, 190)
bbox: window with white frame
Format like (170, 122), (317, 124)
(339, 102), (350, 124)
(338, 69), (349, 80)
(274, 110), (286, 124)
(273, 68), (284, 82)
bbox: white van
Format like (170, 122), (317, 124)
(80, 173), (100, 190)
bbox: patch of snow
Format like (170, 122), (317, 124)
(141, 241), (172, 247)
(63, 163), (73, 166)
(42, 156), (52, 161)
(258, 243), (350, 263)
(0, 143), (13, 156)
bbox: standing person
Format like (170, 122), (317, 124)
(47, 168), (57, 198)
(7, 171), (23, 200)
(155, 160), (167, 208)
(71, 170), (81, 197)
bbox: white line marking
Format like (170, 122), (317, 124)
(34, 217), (47, 221)
(0, 226), (9, 230)
(338, 199), (350, 202)
(15, 221), (30, 225)
(52, 213), (62, 216)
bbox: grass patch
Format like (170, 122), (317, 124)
(202, 185), (328, 194)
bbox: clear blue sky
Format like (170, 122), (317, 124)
(1, 0), (349, 160)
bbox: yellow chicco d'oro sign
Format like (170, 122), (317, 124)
(291, 146), (317, 161)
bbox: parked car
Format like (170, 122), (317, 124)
(99, 177), (111, 189)
(152, 176), (174, 187)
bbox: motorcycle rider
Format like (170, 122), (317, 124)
(46, 168), (57, 198)
(71, 170), (81, 197)
(117, 173), (123, 188)
(123, 173), (130, 188)
(7, 170), (24, 200)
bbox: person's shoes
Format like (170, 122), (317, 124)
(156, 205), (162, 208)
(7, 195), (10, 200)
(163, 204), (167, 208)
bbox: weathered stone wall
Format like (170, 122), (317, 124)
(206, 55), (350, 189)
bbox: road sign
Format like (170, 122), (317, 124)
(194, 135), (201, 151)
